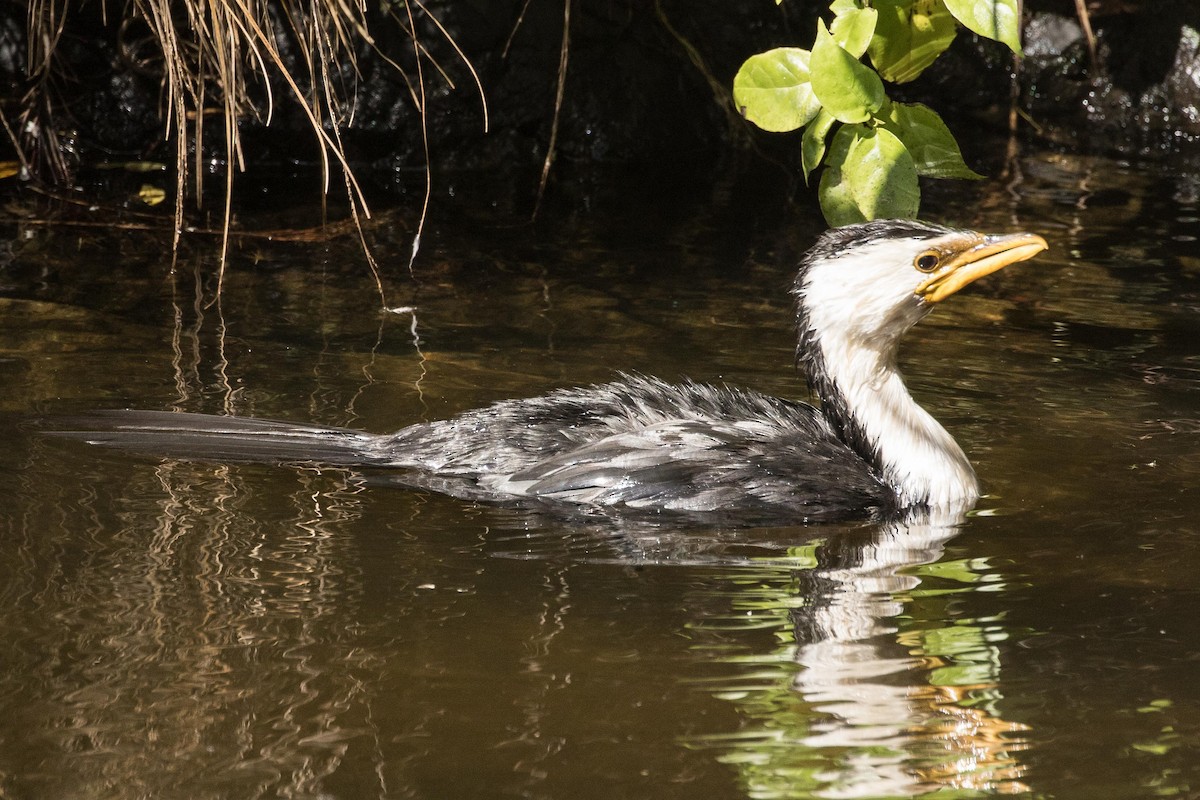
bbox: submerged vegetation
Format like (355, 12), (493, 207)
(733, 0), (1022, 225)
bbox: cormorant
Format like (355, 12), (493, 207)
(52, 219), (1048, 520)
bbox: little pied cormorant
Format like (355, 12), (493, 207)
(53, 219), (1048, 520)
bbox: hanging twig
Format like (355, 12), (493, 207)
(533, 0), (571, 221)
(402, 0), (432, 276)
(1073, 0), (1099, 74)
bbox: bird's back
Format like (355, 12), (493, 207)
(382, 374), (890, 519)
(47, 374), (891, 521)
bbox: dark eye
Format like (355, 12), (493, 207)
(915, 252), (940, 272)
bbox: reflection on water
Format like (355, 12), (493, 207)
(4, 150), (1200, 798)
(6, 438), (1034, 798)
(682, 509), (1028, 798)
(0, 449), (383, 798)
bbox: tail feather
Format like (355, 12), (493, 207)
(45, 410), (391, 468)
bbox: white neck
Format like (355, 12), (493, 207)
(814, 328), (979, 509)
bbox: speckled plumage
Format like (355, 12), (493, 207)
(380, 374), (890, 516)
(50, 219), (1047, 522)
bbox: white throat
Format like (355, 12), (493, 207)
(816, 326), (979, 508)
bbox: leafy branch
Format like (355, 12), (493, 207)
(733, 0), (1021, 225)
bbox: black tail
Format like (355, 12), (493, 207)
(44, 410), (392, 468)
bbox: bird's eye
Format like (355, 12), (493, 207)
(915, 252), (940, 272)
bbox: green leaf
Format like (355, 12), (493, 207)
(802, 109), (837, 183)
(819, 124), (919, 225)
(868, 0), (959, 83)
(819, 125), (864, 226)
(943, 0), (1022, 53)
(830, 6), (878, 59)
(733, 48), (821, 132)
(879, 101), (982, 179)
(809, 20), (885, 124)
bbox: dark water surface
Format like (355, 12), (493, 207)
(3, 152), (1200, 799)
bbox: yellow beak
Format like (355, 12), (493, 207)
(917, 232), (1048, 303)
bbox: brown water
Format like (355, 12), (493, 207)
(2, 152), (1200, 798)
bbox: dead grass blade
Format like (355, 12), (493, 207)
(19, 0), (488, 303)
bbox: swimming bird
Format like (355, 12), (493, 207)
(52, 219), (1047, 520)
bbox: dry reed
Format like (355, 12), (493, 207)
(9, 0), (486, 296)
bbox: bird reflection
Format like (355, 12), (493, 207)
(682, 505), (1030, 797)
(450, 498), (1030, 794)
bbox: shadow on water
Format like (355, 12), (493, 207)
(3, 152), (1200, 797)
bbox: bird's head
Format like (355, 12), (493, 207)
(795, 219), (1048, 361)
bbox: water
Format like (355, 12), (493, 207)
(2, 152), (1200, 798)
